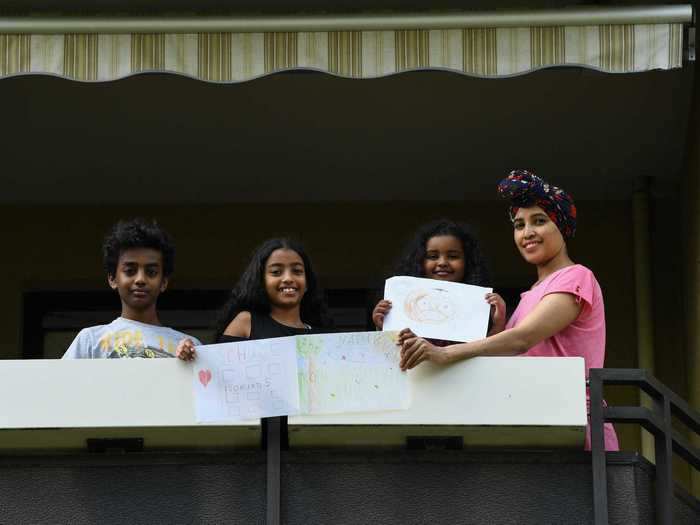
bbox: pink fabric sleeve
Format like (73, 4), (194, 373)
(541, 265), (595, 308)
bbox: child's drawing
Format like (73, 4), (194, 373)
(246, 365), (262, 378)
(194, 337), (300, 423)
(404, 288), (457, 324)
(296, 331), (407, 415)
(194, 331), (410, 422)
(383, 276), (492, 343)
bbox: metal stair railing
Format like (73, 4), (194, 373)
(589, 368), (700, 525)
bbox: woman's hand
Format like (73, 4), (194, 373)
(398, 328), (451, 370)
(486, 292), (507, 334)
(176, 338), (197, 361)
(372, 299), (392, 330)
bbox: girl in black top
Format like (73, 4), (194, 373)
(215, 237), (327, 343)
(176, 238), (327, 448)
(176, 238), (327, 361)
(220, 311), (317, 342)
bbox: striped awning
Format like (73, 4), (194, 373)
(0, 23), (685, 82)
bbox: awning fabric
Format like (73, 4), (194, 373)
(0, 24), (683, 82)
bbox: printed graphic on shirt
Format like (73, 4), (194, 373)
(99, 329), (177, 359)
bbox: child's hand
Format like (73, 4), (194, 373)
(486, 292), (506, 334)
(372, 299), (392, 329)
(176, 338), (197, 361)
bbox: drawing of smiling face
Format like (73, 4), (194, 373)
(405, 289), (456, 324)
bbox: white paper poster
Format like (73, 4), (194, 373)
(193, 337), (300, 423)
(296, 331), (407, 415)
(192, 331), (410, 422)
(382, 276), (492, 343)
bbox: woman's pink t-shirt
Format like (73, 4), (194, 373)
(505, 264), (619, 451)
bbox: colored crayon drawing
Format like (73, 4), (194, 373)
(404, 288), (457, 324)
(296, 332), (407, 415)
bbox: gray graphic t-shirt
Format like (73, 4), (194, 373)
(62, 317), (201, 359)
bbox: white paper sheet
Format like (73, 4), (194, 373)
(382, 276), (492, 343)
(296, 331), (408, 415)
(194, 337), (300, 423)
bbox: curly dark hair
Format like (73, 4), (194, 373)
(215, 238), (328, 338)
(395, 219), (490, 286)
(102, 219), (175, 278)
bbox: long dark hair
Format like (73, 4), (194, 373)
(215, 238), (327, 338)
(395, 219), (490, 286)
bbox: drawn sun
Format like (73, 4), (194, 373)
(404, 288), (456, 324)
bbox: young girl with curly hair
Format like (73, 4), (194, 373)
(372, 219), (505, 338)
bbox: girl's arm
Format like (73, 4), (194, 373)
(399, 292), (582, 370)
(224, 311), (253, 338)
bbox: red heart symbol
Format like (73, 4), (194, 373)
(198, 369), (212, 388)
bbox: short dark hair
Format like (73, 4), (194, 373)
(102, 219), (175, 277)
(216, 238), (328, 338)
(395, 219), (490, 286)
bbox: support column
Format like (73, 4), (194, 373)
(632, 177), (656, 462)
(682, 25), (700, 494)
(685, 156), (700, 498)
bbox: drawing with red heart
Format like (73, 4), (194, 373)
(198, 369), (212, 388)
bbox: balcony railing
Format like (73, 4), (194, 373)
(6, 360), (698, 523)
(589, 368), (700, 525)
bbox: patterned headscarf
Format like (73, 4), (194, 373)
(497, 169), (577, 239)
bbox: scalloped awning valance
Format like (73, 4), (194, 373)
(0, 8), (690, 82)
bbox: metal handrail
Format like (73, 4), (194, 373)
(589, 368), (700, 525)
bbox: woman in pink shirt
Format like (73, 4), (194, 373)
(399, 170), (619, 451)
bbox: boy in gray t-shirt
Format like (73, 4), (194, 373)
(64, 317), (199, 359)
(62, 219), (200, 359)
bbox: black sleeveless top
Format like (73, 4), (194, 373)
(217, 311), (318, 343)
